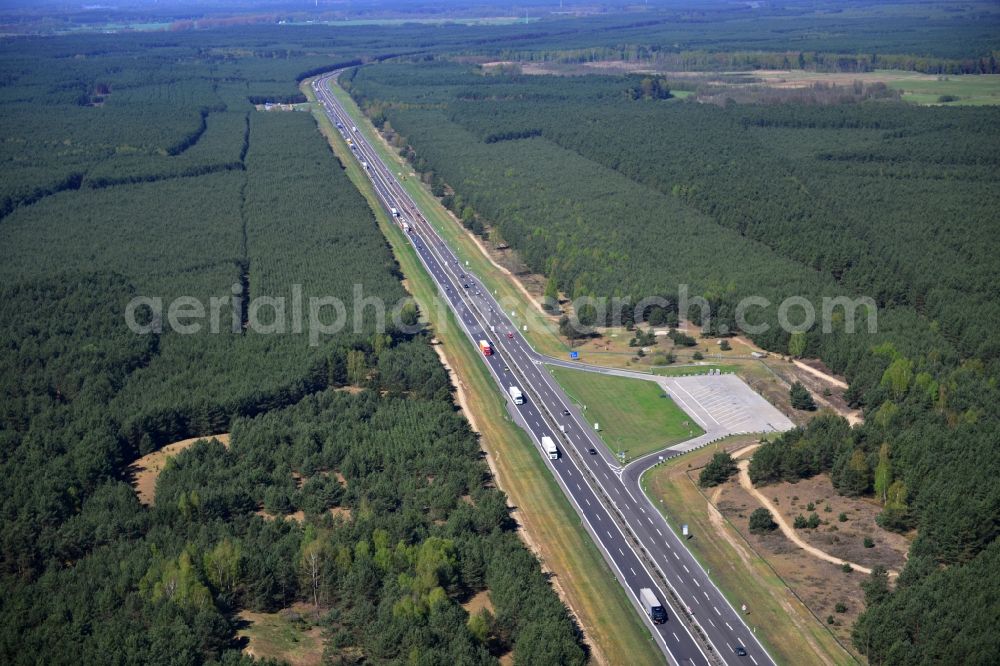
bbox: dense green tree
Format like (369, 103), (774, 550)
(788, 331), (807, 358)
(873, 442), (892, 504)
(748, 508), (777, 534)
(790, 382), (817, 411)
(699, 452), (738, 487)
(543, 275), (560, 312)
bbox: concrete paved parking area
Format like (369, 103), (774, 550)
(659, 374), (794, 443)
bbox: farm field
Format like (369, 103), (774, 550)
(550, 365), (703, 460)
(746, 70), (1000, 105)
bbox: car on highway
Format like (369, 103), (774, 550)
(562, 409), (571, 416)
(463, 284), (469, 289)
(734, 646), (748, 657)
(507, 332), (514, 339)
(588, 447), (598, 455)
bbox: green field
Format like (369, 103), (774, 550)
(749, 70), (1000, 106)
(550, 366), (703, 460)
(890, 73), (1000, 105)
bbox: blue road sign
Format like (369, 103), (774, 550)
(569, 351), (579, 360)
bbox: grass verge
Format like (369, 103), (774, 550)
(652, 364), (742, 377)
(641, 442), (858, 666)
(550, 365), (703, 461)
(305, 78), (663, 666)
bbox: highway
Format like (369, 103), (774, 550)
(313, 71), (778, 666)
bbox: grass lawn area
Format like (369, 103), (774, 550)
(652, 363), (742, 377)
(550, 365), (703, 460)
(889, 74), (1000, 105)
(307, 79), (664, 666)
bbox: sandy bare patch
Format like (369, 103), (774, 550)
(707, 485), (757, 573)
(747, 69), (939, 89)
(328, 506), (352, 521)
(793, 359), (849, 390)
(431, 341), (481, 434)
(715, 471), (895, 652)
(238, 602), (324, 666)
(735, 452), (898, 576)
(743, 463), (906, 572)
(517, 61), (662, 76)
(462, 589), (495, 615)
(256, 509), (306, 523)
(257, 506), (350, 523)
(130, 433), (230, 505)
(728, 335), (861, 425)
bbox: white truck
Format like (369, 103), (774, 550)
(541, 436), (559, 460)
(640, 588), (668, 624)
(508, 386), (525, 405)
(390, 207), (400, 217)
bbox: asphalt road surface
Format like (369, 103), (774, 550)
(314, 72), (789, 666)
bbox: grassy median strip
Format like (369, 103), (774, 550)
(551, 366), (703, 461)
(641, 444), (857, 666)
(306, 79), (664, 666)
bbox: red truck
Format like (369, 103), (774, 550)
(478, 340), (493, 356)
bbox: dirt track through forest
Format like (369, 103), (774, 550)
(733, 445), (897, 577)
